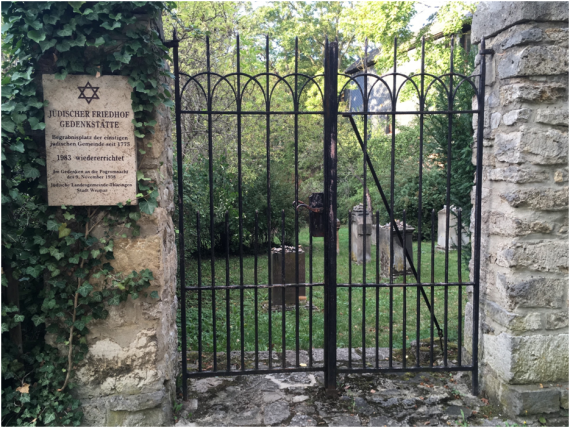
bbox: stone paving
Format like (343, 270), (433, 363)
(173, 349), (569, 427)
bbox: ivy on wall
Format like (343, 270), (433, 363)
(1, 1), (174, 425)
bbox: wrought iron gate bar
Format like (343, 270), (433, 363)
(336, 282), (473, 288)
(179, 110), (481, 115)
(183, 281), (473, 291)
(186, 367), (325, 379)
(184, 283), (325, 291)
(169, 30), (489, 400)
(337, 366), (474, 374)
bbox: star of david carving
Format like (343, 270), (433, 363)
(77, 81), (100, 104)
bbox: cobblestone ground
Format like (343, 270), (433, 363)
(173, 349), (569, 427)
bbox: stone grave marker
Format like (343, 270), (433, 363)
(437, 205), (469, 250)
(271, 246), (306, 305)
(379, 222), (414, 277)
(350, 203), (372, 264)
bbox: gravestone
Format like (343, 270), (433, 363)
(379, 222), (414, 277)
(271, 246), (306, 305)
(436, 206), (469, 249)
(350, 203), (372, 264)
(43, 75), (137, 206)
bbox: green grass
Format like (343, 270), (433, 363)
(180, 226), (469, 355)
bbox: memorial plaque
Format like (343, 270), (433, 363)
(43, 74), (137, 206)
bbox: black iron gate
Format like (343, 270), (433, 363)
(168, 32), (489, 401)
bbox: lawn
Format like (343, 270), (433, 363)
(180, 226), (470, 357)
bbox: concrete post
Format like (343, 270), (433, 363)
(467, 2), (569, 419)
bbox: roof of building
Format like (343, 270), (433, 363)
(344, 48), (380, 74)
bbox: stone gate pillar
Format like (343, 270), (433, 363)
(67, 17), (178, 426)
(467, 1), (569, 419)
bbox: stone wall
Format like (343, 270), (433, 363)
(70, 16), (177, 426)
(466, 1), (569, 419)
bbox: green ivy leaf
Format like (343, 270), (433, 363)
(32, 314), (45, 326)
(101, 20), (121, 31)
(39, 38), (58, 52)
(139, 198), (157, 215)
(68, 1), (85, 14)
(107, 295), (121, 306)
(74, 320), (86, 331)
(57, 24), (74, 37)
(23, 164), (40, 179)
(77, 282), (93, 297)
(43, 411), (56, 424)
(28, 116), (45, 131)
(58, 223), (71, 238)
(9, 141), (25, 153)
(46, 220), (59, 231)
(1, 119), (15, 133)
(113, 51), (132, 64)
(150, 290), (159, 299)
(55, 69), (69, 80)
(27, 30), (46, 43)
(55, 39), (71, 52)
(93, 36), (105, 47)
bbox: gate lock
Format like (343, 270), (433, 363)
(294, 193), (325, 237)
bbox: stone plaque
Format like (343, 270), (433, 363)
(43, 74), (137, 206)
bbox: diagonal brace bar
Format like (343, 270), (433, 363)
(343, 114), (444, 342)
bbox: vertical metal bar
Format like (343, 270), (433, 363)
(225, 211), (231, 372)
(473, 37), (487, 395)
(389, 37), (397, 369)
(254, 210), (259, 370)
(430, 209), (435, 367)
(362, 38), (368, 369)
(294, 37), (300, 368)
(266, 35), (273, 369)
(348, 210), (352, 369)
(236, 34), (245, 372)
(309, 220), (313, 367)
(457, 208), (463, 367)
(323, 39), (338, 394)
(197, 212), (202, 372)
(281, 210), (286, 368)
(173, 30), (188, 401)
(443, 36), (454, 368)
(402, 210), (407, 369)
(206, 35), (217, 373)
(375, 211), (380, 368)
(416, 36), (425, 369)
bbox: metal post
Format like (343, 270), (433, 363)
(323, 39), (338, 395)
(171, 30), (187, 401)
(472, 37), (487, 396)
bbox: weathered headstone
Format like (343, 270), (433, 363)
(350, 203), (372, 264)
(436, 206), (469, 249)
(271, 246), (306, 305)
(43, 74), (137, 206)
(379, 222), (414, 277)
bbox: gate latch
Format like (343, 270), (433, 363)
(294, 193), (325, 237)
